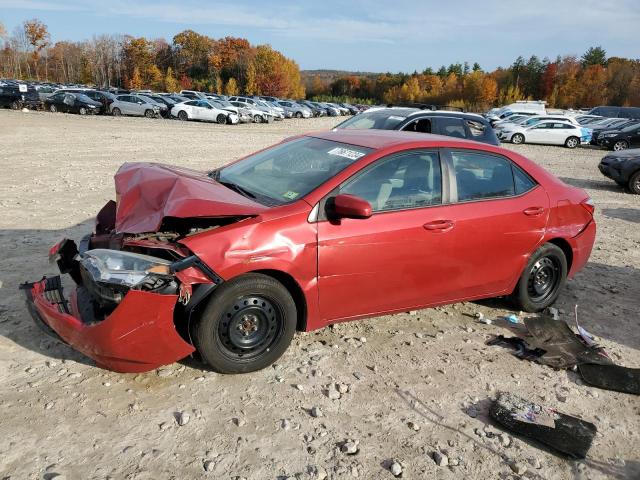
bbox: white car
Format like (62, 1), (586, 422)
(171, 100), (239, 124)
(229, 100), (276, 123)
(494, 115), (579, 133)
(499, 120), (591, 148)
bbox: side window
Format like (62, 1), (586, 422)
(185, 101), (198, 106)
(466, 120), (486, 137)
(340, 151), (442, 212)
(451, 151), (516, 201)
(438, 117), (467, 139)
(402, 118), (432, 133)
(513, 165), (536, 194)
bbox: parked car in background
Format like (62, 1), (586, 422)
(208, 99), (253, 123)
(23, 129), (596, 374)
(170, 99), (239, 124)
(338, 103), (359, 115)
(298, 100), (326, 117)
(44, 92), (102, 114)
(591, 120), (640, 145)
(318, 102), (342, 116)
(486, 101), (547, 124)
(276, 100), (311, 118)
(596, 123), (640, 151)
(588, 106), (640, 120)
(598, 149), (640, 193)
(110, 94), (160, 118)
(229, 100), (275, 123)
(179, 90), (207, 100)
(499, 120), (590, 148)
(136, 94), (170, 117)
(0, 83), (41, 110)
(83, 90), (117, 114)
(335, 107), (500, 145)
(494, 115), (579, 134)
(35, 85), (57, 102)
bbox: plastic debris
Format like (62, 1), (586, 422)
(490, 392), (596, 459)
(505, 314), (519, 324)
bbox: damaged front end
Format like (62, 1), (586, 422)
(21, 234), (222, 373)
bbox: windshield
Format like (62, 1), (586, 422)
(622, 123), (640, 132)
(215, 137), (373, 206)
(337, 110), (408, 130)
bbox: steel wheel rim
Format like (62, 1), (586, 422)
(217, 295), (282, 359)
(527, 256), (560, 303)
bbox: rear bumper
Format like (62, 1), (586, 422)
(22, 276), (195, 373)
(567, 220), (597, 278)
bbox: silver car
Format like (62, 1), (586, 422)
(277, 101), (312, 118)
(110, 94), (160, 118)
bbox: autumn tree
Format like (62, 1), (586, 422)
(164, 67), (179, 92)
(245, 61), (258, 95)
(173, 29), (212, 78)
(224, 77), (239, 95)
(23, 18), (50, 79)
(128, 66), (142, 90)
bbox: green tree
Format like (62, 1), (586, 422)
(581, 46), (607, 67)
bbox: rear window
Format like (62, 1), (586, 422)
(337, 110), (408, 130)
(438, 117), (467, 139)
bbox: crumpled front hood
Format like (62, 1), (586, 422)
(114, 162), (267, 234)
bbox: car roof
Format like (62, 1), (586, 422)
(309, 129), (483, 150)
(364, 107), (486, 121)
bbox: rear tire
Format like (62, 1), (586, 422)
(295, 111), (303, 118)
(628, 171), (640, 195)
(565, 136), (579, 149)
(613, 140), (628, 151)
(49, 104), (57, 113)
(217, 114), (227, 124)
(178, 110), (188, 121)
(254, 114), (263, 123)
(10, 100), (21, 110)
(193, 273), (297, 374)
(511, 133), (525, 144)
(511, 243), (567, 312)
(79, 107), (87, 115)
(111, 107), (121, 117)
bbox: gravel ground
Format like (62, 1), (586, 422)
(0, 110), (639, 480)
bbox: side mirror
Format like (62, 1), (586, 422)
(330, 194), (372, 219)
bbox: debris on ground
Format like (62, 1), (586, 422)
(490, 392), (596, 459)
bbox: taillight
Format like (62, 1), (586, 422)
(581, 198), (595, 216)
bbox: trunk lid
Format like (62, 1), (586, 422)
(114, 162), (267, 234)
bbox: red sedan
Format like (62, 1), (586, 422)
(22, 130), (596, 373)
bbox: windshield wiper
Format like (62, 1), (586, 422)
(218, 180), (257, 199)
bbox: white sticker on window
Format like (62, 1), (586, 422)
(328, 147), (365, 160)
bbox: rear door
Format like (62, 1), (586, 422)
(436, 148), (550, 298)
(525, 122), (554, 144)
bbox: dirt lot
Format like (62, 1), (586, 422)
(0, 110), (639, 480)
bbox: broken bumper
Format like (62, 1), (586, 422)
(567, 219), (597, 278)
(22, 276), (195, 373)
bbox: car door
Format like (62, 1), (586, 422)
(118, 96), (133, 115)
(197, 100), (216, 121)
(437, 148), (550, 298)
(629, 126), (640, 147)
(317, 149), (458, 321)
(525, 122), (553, 144)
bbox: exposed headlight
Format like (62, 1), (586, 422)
(80, 249), (172, 288)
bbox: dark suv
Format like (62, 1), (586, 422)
(589, 106), (640, 119)
(598, 149), (640, 194)
(334, 107), (499, 145)
(0, 83), (42, 110)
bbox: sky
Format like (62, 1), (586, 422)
(1, 0), (639, 72)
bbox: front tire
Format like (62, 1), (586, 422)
(565, 136), (579, 149)
(295, 111), (303, 118)
(193, 273), (297, 373)
(49, 104), (57, 113)
(79, 107), (87, 115)
(511, 133), (525, 145)
(144, 109), (154, 118)
(628, 171), (640, 195)
(217, 114), (227, 124)
(10, 100), (20, 110)
(511, 243), (567, 312)
(613, 140), (628, 151)
(111, 107), (121, 117)
(253, 114), (264, 123)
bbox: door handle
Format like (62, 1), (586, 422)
(523, 207), (545, 216)
(423, 220), (454, 232)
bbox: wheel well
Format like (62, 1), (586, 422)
(547, 238), (573, 271)
(251, 269), (307, 331)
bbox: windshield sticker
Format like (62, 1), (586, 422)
(283, 191), (300, 200)
(328, 147), (365, 160)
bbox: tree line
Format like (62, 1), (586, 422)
(0, 19), (305, 98)
(306, 47), (640, 110)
